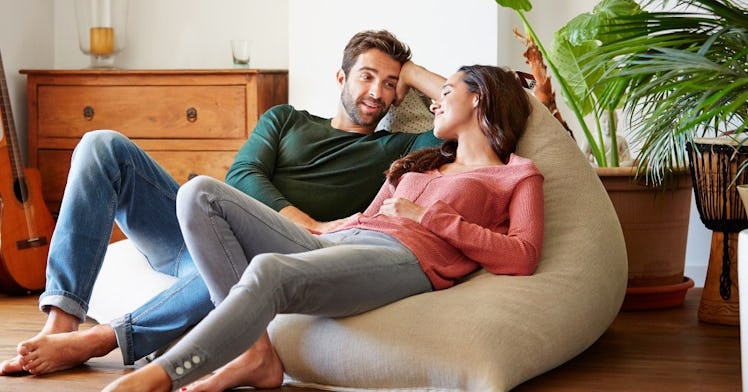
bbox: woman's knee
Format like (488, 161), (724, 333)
(240, 255), (283, 291)
(176, 176), (222, 226)
(238, 254), (299, 310)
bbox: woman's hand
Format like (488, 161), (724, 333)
(379, 198), (426, 223)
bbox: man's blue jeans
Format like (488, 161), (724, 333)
(38, 130), (214, 365)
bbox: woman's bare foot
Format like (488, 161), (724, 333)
(184, 333), (283, 392)
(16, 323), (117, 375)
(0, 306), (82, 375)
(103, 362), (172, 392)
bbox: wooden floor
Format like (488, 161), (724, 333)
(0, 288), (741, 391)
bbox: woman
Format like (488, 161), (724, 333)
(103, 65), (544, 392)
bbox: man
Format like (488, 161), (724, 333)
(0, 29), (445, 380)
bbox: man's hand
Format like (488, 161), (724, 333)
(396, 61), (446, 104)
(279, 206), (361, 234)
(312, 213), (362, 234)
(378, 197), (426, 223)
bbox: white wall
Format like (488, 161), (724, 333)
(0, 0), (54, 163)
(53, 0), (289, 69)
(288, 0), (499, 117)
(0, 0), (710, 286)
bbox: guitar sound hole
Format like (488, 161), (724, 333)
(13, 178), (29, 203)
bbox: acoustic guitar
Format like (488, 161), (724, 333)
(0, 50), (55, 295)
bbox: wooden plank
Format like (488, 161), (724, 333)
(0, 288), (740, 391)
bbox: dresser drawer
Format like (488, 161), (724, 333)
(37, 85), (248, 139)
(37, 148), (236, 215)
(23, 69), (288, 243)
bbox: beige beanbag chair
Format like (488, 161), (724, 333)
(90, 92), (627, 391)
(267, 93), (628, 391)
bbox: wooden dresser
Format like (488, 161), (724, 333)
(20, 69), (288, 239)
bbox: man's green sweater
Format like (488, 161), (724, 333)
(225, 104), (441, 222)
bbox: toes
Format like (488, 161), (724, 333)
(0, 357), (26, 375)
(19, 357), (32, 373)
(16, 341), (35, 356)
(18, 350), (37, 366)
(22, 357), (47, 375)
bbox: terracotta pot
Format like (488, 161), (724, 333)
(596, 167), (693, 310)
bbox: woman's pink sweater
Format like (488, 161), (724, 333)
(336, 153), (545, 290)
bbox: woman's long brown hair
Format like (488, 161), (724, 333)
(386, 65), (532, 184)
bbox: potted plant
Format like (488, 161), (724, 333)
(494, 0), (699, 310)
(580, 0), (748, 324)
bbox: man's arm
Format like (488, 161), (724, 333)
(225, 106), (322, 231)
(225, 107), (289, 210)
(396, 61), (447, 105)
(226, 105), (351, 232)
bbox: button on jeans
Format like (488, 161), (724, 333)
(155, 176), (433, 386)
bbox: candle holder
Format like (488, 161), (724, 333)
(75, 0), (128, 68)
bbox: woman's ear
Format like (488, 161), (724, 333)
(473, 96), (480, 108)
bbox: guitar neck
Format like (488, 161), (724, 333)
(0, 51), (24, 183)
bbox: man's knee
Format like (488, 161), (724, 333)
(78, 129), (128, 149)
(74, 130), (132, 164)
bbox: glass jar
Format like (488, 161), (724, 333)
(75, 0), (128, 68)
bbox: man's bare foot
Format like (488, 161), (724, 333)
(0, 356), (25, 375)
(16, 323), (117, 375)
(103, 362), (172, 392)
(184, 333), (283, 392)
(0, 306), (82, 376)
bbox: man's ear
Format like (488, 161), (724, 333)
(336, 69), (346, 89)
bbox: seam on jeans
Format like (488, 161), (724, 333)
(126, 159), (179, 201)
(220, 199), (320, 250)
(81, 180), (119, 297)
(173, 240), (191, 277)
(38, 291), (89, 322)
(111, 314), (136, 365)
(120, 158), (184, 276)
(128, 272), (202, 325)
(206, 196), (323, 279)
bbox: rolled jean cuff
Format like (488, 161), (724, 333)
(111, 314), (135, 365)
(38, 292), (88, 323)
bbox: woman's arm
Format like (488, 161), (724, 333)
(362, 180), (397, 217)
(420, 175), (545, 276)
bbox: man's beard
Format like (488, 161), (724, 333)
(340, 84), (389, 127)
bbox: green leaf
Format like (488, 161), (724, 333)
(494, 0), (532, 12)
(549, 33), (598, 115)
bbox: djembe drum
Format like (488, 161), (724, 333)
(687, 137), (748, 325)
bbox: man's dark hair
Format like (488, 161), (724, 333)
(341, 30), (412, 76)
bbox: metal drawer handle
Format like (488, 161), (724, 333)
(186, 107), (198, 122)
(83, 106), (94, 121)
